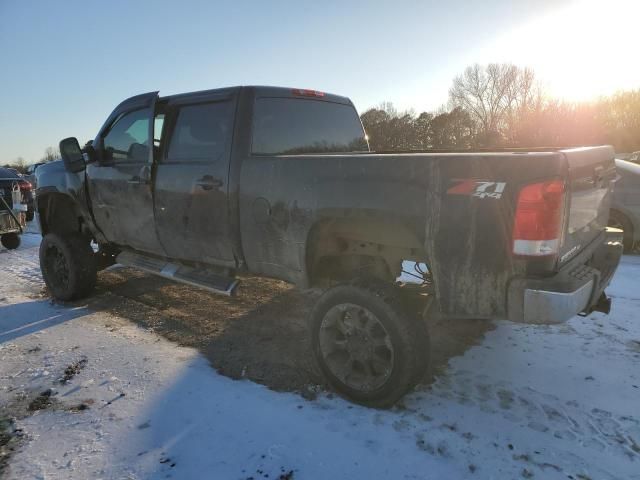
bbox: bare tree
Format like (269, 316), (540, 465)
(449, 63), (541, 146)
(14, 157), (26, 170)
(598, 90), (640, 152)
(41, 146), (60, 163)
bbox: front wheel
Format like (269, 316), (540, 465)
(39, 233), (97, 301)
(310, 278), (429, 408)
(1, 233), (20, 250)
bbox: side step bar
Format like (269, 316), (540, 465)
(115, 251), (239, 296)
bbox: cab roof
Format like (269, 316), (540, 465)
(160, 86), (353, 106)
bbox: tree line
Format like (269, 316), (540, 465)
(4, 63), (639, 170)
(3, 147), (59, 173)
(361, 63), (640, 153)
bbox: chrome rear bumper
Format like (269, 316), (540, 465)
(523, 279), (594, 324)
(508, 228), (623, 324)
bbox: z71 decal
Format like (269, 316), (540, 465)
(447, 179), (507, 199)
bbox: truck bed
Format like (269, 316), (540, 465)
(239, 147), (617, 321)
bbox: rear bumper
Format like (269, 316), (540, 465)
(507, 228), (623, 324)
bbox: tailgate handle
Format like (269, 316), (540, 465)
(195, 176), (223, 191)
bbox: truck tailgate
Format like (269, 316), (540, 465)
(559, 146), (617, 266)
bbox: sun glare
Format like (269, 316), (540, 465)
(482, 0), (639, 102)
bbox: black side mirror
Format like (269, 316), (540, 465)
(59, 137), (86, 173)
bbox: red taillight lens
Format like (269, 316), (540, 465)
(512, 179), (566, 256)
(291, 88), (325, 97)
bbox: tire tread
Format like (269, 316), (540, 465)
(311, 277), (430, 408)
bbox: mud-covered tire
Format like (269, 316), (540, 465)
(39, 233), (97, 301)
(310, 278), (430, 408)
(1, 233), (20, 250)
(608, 210), (634, 253)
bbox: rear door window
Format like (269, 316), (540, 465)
(251, 98), (368, 155)
(165, 101), (234, 163)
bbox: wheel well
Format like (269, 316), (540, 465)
(38, 194), (86, 237)
(306, 218), (426, 286)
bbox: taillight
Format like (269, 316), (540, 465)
(291, 88), (325, 97)
(512, 178), (566, 257)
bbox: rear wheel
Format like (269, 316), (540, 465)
(609, 210), (634, 253)
(39, 233), (97, 301)
(25, 208), (34, 222)
(310, 278), (429, 408)
(1, 233), (20, 250)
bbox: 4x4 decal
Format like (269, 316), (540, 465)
(447, 179), (506, 199)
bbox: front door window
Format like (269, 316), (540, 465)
(103, 109), (150, 163)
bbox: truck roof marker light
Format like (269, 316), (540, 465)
(291, 88), (325, 97)
(512, 178), (566, 257)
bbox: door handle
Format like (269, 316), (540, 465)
(195, 176), (223, 191)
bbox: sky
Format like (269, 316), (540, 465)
(0, 0), (638, 164)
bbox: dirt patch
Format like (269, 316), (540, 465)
(27, 389), (54, 412)
(59, 358), (88, 384)
(0, 417), (23, 476)
(426, 315), (495, 381)
(75, 267), (493, 396)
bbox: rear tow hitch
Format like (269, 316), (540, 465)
(593, 293), (612, 314)
(581, 292), (612, 316)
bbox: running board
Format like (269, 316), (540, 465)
(115, 251), (239, 296)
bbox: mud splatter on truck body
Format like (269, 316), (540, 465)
(35, 85), (622, 405)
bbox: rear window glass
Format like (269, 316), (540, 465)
(166, 101), (234, 162)
(251, 98), (368, 155)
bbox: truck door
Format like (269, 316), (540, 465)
(153, 93), (236, 266)
(86, 92), (165, 255)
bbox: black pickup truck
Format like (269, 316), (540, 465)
(37, 86), (623, 406)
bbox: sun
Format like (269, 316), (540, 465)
(480, 0), (640, 102)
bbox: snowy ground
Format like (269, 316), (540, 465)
(0, 231), (639, 480)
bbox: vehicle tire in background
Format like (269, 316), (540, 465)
(609, 210), (634, 253)
(39, 233), (97, 301)
(25, 209), (34, 222)
(1, 233), (20, 250)
(310, 277), (429, 408)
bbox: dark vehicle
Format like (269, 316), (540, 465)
(0, 168), (35, 221)
(24, 162), (45, 189)
(0, 168), (27, 249)
(609, 159), (640, 252)
(36, 86), (623, 407)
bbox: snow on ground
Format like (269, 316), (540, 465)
(0, 233), (639, 480)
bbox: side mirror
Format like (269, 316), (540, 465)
(59, 137), (86, 173)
